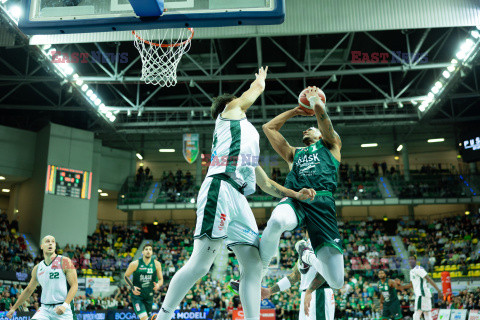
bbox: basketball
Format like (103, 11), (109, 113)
(298, 87), (326, 115)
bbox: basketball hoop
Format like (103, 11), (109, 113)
(132, 28), (194, 87)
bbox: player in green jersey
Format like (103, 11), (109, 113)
(378, 270), (409, 320)
(124, 244), (163, 320)
(259, 86), (344, 290)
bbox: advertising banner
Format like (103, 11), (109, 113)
(468, 310), (480, 320)
(438, 309), (451, 320)
(0, 309), (218, 320)
(86, 277), (110, 293)
(432, 308), (439, 320)
(233, 309), (275, 320)
(0, 270), (31, 282)
(450, 310), (468, 320)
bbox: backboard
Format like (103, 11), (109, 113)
(19, 0), (285, 35)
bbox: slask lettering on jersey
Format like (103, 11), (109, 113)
(296, 153), (320, 164)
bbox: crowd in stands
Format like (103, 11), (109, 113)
(393, 175), (464, 198)
(2, 214), (480, 319)
(398, 214), (480, 276)
(57, 223), (144, 278)
(158, 170), (195, 203)
(135, 166), (153, 187)
(0, 212), (35, 274)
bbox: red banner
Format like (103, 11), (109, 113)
(431, 308), (439, 320)
(233, 309), (275, 320)
(441, 272), (452, 300)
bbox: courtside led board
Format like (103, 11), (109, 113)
(19, 0), (285, 35)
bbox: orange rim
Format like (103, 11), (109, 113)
(132, 28), (194, 48)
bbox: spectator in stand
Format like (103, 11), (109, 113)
(381, 161), (387, 176)
(373, 162), (379, 176)
(145, 167), (153, 181)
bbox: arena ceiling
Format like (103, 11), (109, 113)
(0, 7), (479, 160)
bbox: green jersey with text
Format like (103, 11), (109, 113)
(378, 279), (400, 306)
(284, 139), (339, 193)
(132, 259), (157, 300)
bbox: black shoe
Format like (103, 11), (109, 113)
(295, 240), (312, 274)
(228, 280), (239, 294)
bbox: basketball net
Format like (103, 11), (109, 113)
(132, 28), (194, 87)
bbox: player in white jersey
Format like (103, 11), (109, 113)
(7, 235), (78, 320)
(156, 67), (316, 320)
(405, 256), (443, 320)
(261, 239), (335, 320)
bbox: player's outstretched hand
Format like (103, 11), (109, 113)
(293, 106), (314, 117)
(55, 306), (66, 315)
(255, 66), (268, 81)
(6, 310), (15, 319)
(261, 287), (272, 300)
(296, 188), (316, 201)
(132, 286), (141, 295)
(304, 290), (313, 316)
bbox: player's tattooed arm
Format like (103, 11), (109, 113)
(255, 166), (316, 200)
(306, 272), (326, 293)
(287, 263), (302, 284)
(304, 87), (342, 150)
(270, 263), (302, 295)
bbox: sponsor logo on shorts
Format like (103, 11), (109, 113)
(219, 213), (227, 231)
(242, 228), (259, 237)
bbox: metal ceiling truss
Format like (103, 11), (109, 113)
(1, 17), (479, 148)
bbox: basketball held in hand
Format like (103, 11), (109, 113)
(298, 87), (326, 115)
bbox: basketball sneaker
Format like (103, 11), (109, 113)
(295, 240), (312, 274)
(228, 280), (240, 294)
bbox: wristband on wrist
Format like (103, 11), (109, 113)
(308, 96), (319, 106)
(62, 302), (69, 309)
(277, 277), (291, 292)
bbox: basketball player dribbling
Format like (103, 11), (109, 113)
(155, 67), (316, 320)
(7, 235), (78, 320)
(259, 86), (344, 290)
